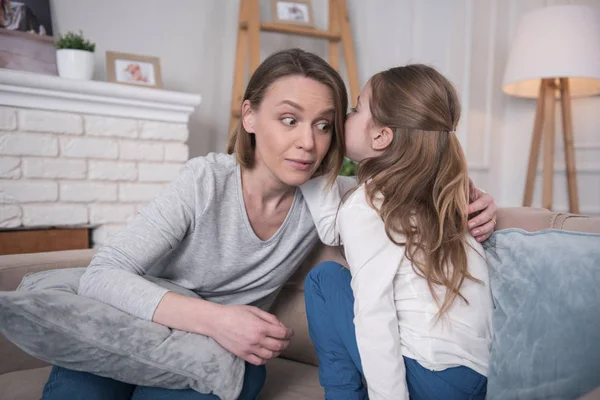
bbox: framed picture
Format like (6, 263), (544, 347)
(106, 51), (163, 89)
(271, 0), (313, 28)
(0, 0), (53, 36)
(0, 0), (56, 75)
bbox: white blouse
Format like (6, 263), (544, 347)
(300, 176), (493, 400)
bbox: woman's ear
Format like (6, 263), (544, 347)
(241, 100), (255, 133)
(371, 126), (394, 151)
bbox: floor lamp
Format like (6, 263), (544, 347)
(502, 5), (600, 213)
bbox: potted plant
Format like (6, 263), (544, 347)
(54, 31), (96, 80)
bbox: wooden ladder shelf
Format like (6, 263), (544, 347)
(229, 0), (360, 136)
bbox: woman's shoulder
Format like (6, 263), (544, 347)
(183, 152), (238, 180)
(186, 152), (236, 170)
(167, 153), (238, 212)
(173, 153), (237, 196)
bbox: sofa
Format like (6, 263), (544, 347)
(1, 207), (599, 400)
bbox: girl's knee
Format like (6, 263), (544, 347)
(304, 261), (348, 294)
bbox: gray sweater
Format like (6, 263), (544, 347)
(79, 153), (322, 321)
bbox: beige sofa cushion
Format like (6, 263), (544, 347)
(0, 249), (97, 292)
(259, 358), (323, 399)
(497, 207), (600, 233)
(0, 365), (50, 400)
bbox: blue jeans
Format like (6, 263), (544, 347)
(304, 261), (487, 400)
(41, 362), (266, 400)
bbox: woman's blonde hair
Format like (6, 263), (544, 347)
(358, 64), (479, 318)
(226, 48), (348, 186)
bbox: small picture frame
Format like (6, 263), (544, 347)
(271, 0), (314, 28)
(106, 51), (163, 89)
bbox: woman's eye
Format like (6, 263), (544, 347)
(281, 117), (297, 126)
(316, 122), (332, 132)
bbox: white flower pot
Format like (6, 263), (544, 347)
(56, 49), (95, 80)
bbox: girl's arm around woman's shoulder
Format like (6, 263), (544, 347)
(299, 175), (357, 246)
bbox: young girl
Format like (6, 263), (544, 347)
(301, 64), (493, 400)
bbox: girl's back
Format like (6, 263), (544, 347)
(341, 183), (492, 378)
(394, 230), (492, 375)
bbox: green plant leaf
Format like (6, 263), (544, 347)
(339, 158), (356, 176)
(54, 30), (95, 52)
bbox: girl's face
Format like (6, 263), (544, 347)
(344, 82), (383, 163)
(243, 75), (335, 187)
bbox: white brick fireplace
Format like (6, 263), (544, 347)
(0, 69), (201, 246)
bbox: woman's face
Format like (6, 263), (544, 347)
(243, 75), (335, 187)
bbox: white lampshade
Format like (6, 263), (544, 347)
(503, 5), (600, 99)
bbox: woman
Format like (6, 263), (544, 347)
(41, 49), (497, 400)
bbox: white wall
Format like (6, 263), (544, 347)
(50, 0), (239, 162)
(50, 0), (600, 215)
(345, 0), (600, 215)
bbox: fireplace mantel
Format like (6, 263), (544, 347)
(0, 69), (201, 123)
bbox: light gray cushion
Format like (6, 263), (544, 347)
(485, 229), (600, 399)
(0, 268), (244, 400)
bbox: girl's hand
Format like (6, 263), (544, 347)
(208, 304), (294, 366)
(467, 179), (498, 242)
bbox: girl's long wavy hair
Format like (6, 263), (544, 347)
(358, 64), (480, 318)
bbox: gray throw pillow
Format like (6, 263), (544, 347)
(0, 268), (244, 400)
(484, 229), (600, 399)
